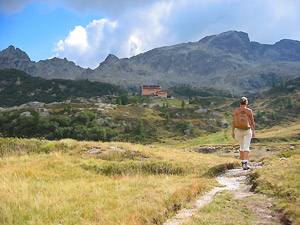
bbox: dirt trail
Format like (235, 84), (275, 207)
(163, 163), (282, 225)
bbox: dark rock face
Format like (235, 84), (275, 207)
(1, 31), (300, 95)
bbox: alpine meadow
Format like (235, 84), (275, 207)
(1, 22), (300, 225)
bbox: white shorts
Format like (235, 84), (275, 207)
(236, 128), (252, 152)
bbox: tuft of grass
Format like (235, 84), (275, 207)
(186, 191), (257, 225)
(81, 161), (191, 177)
(202, 162), (240, 177)
(276, 149), (300, 158)
(0, 137), (70, 157)
(250, 154), (300, 224)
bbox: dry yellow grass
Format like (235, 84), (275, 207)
(251, 154), (300, 224)
(0, 138), (238, 225)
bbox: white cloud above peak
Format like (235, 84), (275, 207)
(54, 18), (118, 68)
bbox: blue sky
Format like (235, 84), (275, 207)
(1, 0), (300, 68)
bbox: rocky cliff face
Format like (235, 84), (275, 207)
(1, 31), (300, 95)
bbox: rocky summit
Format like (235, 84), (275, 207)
(1, 31), (300, 95)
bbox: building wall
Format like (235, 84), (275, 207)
(156, 91), (167, 98)
(142, 88), (161, 96)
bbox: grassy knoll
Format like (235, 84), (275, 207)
(250, 150), (300, 224)
(0, 138), (239, 225)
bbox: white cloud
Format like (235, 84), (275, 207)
(122, 1), (173, 56)
(64, 25), (88, 53)
(54, 18), (118, 68)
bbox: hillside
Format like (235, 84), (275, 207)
(165, 84), (232, 98)
(0, 69), (125, 107)
(1, 31), (300, 95)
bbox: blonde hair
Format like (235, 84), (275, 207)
(240, 97), (248, 105)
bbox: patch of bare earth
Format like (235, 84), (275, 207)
(164, 163), (282, 225)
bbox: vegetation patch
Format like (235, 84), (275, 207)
(189, 191), (260, 225)
(250, 154), (300, 224)
(81, 161), (191, 177)
(97, 149), (150, 161)
(0, 137), (70, 157)
(202, 162), (239, 177)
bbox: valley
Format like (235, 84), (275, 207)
(0, 61), (300, 225)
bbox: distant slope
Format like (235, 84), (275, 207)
(248, 76), (300, 142)
(166, 84), (232, 98)
(0, 69), (126, 107)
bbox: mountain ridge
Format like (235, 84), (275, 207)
(1, 30), (300, 95)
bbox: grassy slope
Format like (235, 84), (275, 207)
(0, 138), (239, 225)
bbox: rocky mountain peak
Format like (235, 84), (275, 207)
(274, 39), (300, 49)
(199, 30), (251, 51)
(95, 53), (120, 69)
(105, 54), (119, 62)
(0, 45), (30, 61)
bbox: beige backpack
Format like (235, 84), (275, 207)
(235, 110), (250, 130)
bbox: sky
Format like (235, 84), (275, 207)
(1, 0), (300, 69)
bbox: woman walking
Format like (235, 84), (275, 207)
(232, 97), (255, 170)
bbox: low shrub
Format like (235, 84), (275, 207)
(81, 161), (192, 176)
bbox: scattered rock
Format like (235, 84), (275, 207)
(97, 108), (109, 114)
(187, 122), (195, 128)
(148, 103), (163, 108)
(97, 118), (105, 124)
(184, 129), (191, 135)
(87, 148), (102, 154)
(20, 111), (31, 117)
(194, 107), (208, 114)
(39, 109), (50, 117)
(211, 111), (223, 117)
(279, 157), (287, 161)
(220, 120), (229, 128)
(108, 146), (124, 152)
(194, 146), (221, 154)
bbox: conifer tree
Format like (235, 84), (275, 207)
(257, 109), (261, 117)
(287, 94), (293, 108)
(181, 100), (185, 109)
(280, 100), (284, 110)
(165, 112), (170, 122)
(281, 78), (286, 88)
(271, 112), (276, 121)
(136, 119), (144, 135)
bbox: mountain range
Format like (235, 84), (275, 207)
(1, 30), (300, 95)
